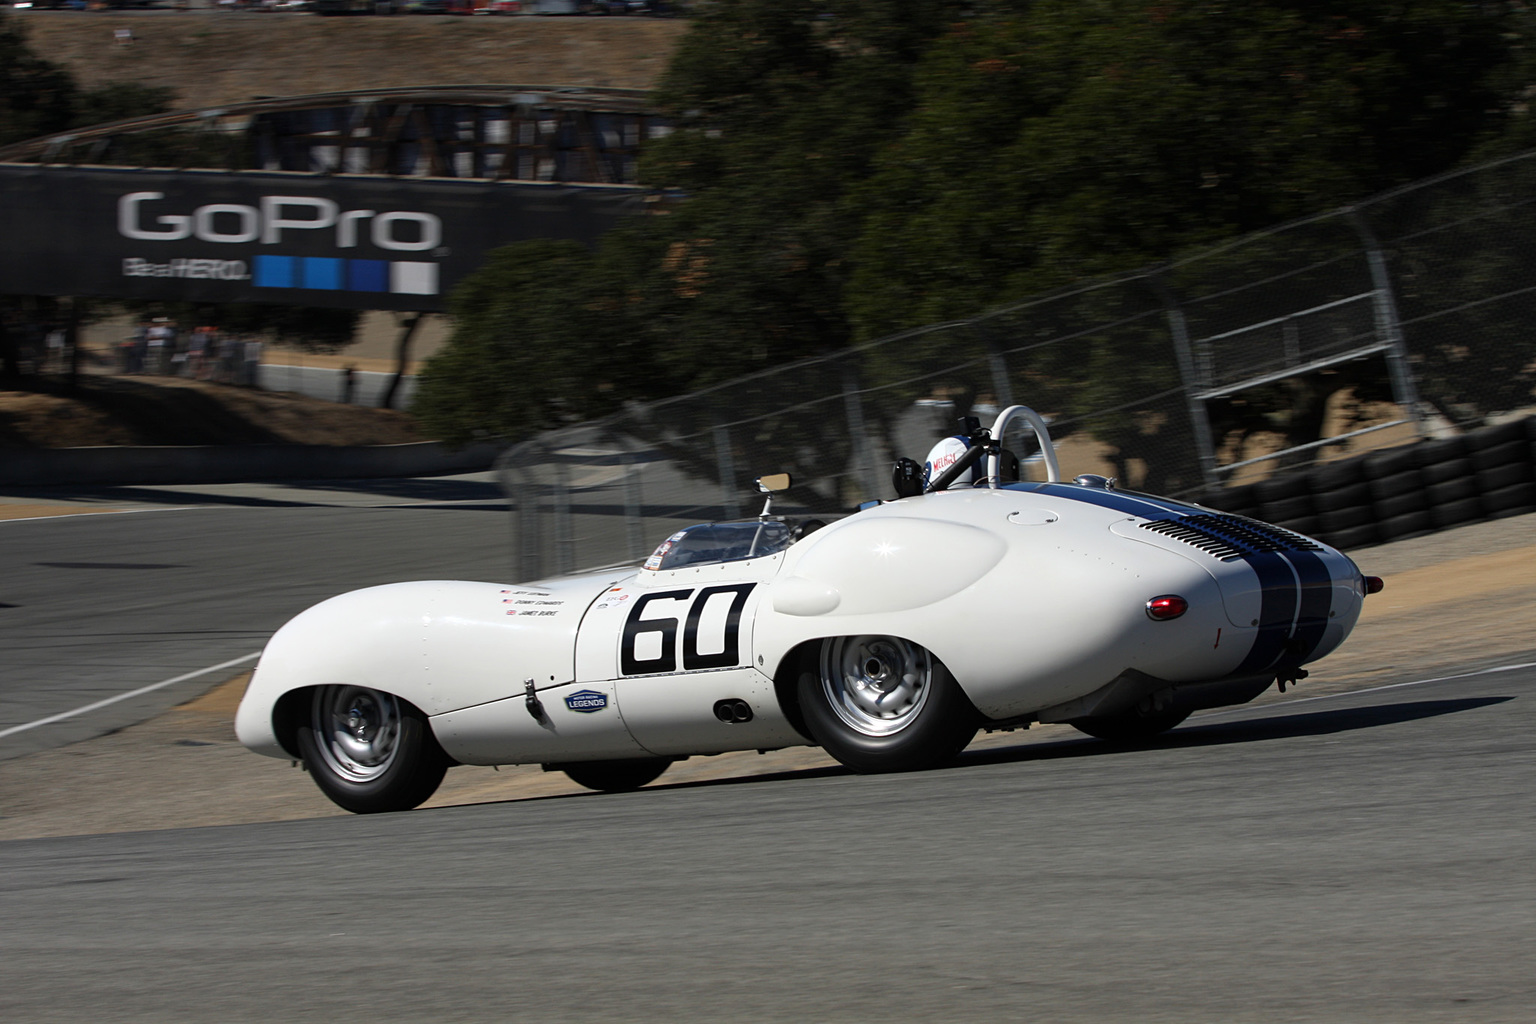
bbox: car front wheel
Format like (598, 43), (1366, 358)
(296, 685), (449, 813)
(799, 636), (978, 773)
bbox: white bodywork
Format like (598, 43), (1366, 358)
(237, 449), (1367, 768)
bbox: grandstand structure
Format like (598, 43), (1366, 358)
(0, 85), (665, 184)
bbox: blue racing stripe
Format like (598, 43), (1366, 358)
(1010, 482), (1204, 519)
(1283, 548), (1334, 663)
(1234, 550), (1298, 675)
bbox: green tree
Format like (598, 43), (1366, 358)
(635, 0), (975, 383)
(847, 1), (1519, 341)
(0, 10), (77, 147)
(413, 239), (660, 447)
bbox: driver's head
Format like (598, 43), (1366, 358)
(923, 435), (976, 488)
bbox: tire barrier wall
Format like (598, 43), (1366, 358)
(1200, 415), (1536, 551)
(0, 440), (503, 487)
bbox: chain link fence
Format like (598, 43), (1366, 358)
(499, 149), (1536, 580)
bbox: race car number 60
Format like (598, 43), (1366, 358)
(620, 584), (757, 675)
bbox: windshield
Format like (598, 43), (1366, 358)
(644, 520), (794, 571)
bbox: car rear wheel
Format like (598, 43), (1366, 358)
(296, 685), (449, 813)
(554, 758), (672, 793)
(799, 636), (978, 773)
(1069, 703), (1191, 742)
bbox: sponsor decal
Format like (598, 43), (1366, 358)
(564, 689), (609, 713)
(594, 587), (633, 610)
(115, 192), (444, 296)
(123, 257), (249, 280)
(118, 192), (442, 250)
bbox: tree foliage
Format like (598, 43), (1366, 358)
(418, 0), (1536, 455)
(413, 239), (661, 447)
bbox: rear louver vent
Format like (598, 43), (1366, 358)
(1140, 514), (1323, 560)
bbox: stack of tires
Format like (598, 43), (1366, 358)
(1195, 413), (1536, 552)
(1254, 472), (1317, 537)
(1468, 419), (1536, 520)
(1202, 480), (1261, 519)
(1363, 444), (1431, 543)
(1306, 458), (1379, 551)
(1415, 434), (1483, 532)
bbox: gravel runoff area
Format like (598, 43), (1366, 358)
(1, 511), (1533, 842)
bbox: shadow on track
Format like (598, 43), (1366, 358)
(959, 695), (1514, 768)
(430, 695), (1514, 815)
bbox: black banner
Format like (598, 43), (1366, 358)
(0, 165), (647, 312)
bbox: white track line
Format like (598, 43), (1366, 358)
(0, 506), (198, 524)
(1196, 659), (1536, 719)
(0, 652), (260, 740)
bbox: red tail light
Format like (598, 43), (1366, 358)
(1145, 595), (1188, 621)
(1364, 576), (1385, 595)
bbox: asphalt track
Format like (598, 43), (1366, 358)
(0, 474), (511, 758)
(0, 663), (1532, 1023)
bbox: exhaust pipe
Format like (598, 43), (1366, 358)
(713, 699), (754, 724)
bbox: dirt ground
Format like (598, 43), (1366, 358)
(2, 510), (1532, 842)
(17, 10), (687, 112)
(0, 371), (423, 448)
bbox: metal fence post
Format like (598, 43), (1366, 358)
(1151, 274), (1221, 491)
(1347, 208), (1426, 438)
(981, 324), (1016, 409)
(621, 444), (647, 561)
(552, 457), (574, 575)
(842, 361), (883, 500)
(713, 425), (740, 519)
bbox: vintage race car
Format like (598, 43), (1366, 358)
(235, 405), (1380, 813)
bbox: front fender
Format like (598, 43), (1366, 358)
(235, 576), (619, 759)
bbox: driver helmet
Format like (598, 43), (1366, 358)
(923, 435), (977, 488)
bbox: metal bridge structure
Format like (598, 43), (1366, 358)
(0, 85), (666, 184)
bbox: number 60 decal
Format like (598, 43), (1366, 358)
(621, 584), (757, 676)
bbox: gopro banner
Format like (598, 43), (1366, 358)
(0, 165), (647, 312)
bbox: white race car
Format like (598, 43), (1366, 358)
(236, 406), (1380, 813)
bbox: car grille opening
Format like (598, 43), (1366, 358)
(1139, 513), (1323, 560)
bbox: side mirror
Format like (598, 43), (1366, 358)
(891, 457), (923, 498)
(755, 473), (792, 494)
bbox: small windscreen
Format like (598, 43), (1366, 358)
(644, 521), (794, 571)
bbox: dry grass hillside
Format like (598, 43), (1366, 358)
(17, 10), (687, 111)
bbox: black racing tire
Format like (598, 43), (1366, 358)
(1368, 469), (1425, 503)
(1321, 522), (1381, 552)
(1431, 495), (1485, 529)
(1312, 481), (1371, 514)
(1377, 510), (1432, 542)
(1069, 704), (1191, 742)
(1421, 458), (1473, 486)
(1372, 488), (1428, 519)
(555, 758), (672, 793)
(1469, 439), (1531, 474)
(1426, 476), (1477, 505)
(1476, 461), (1534, 493)
(1481, 481), (1536, 517)
(1318, 504), (1374, 532)
(799, 636), (979, 774)
(1364, 446), (1420, 479)
(1259, 494), (1314, 523)
(296, 685), (449, 814)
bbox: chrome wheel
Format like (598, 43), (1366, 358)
(311, 685), (402, 783)
(819, 636), (934, 737)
